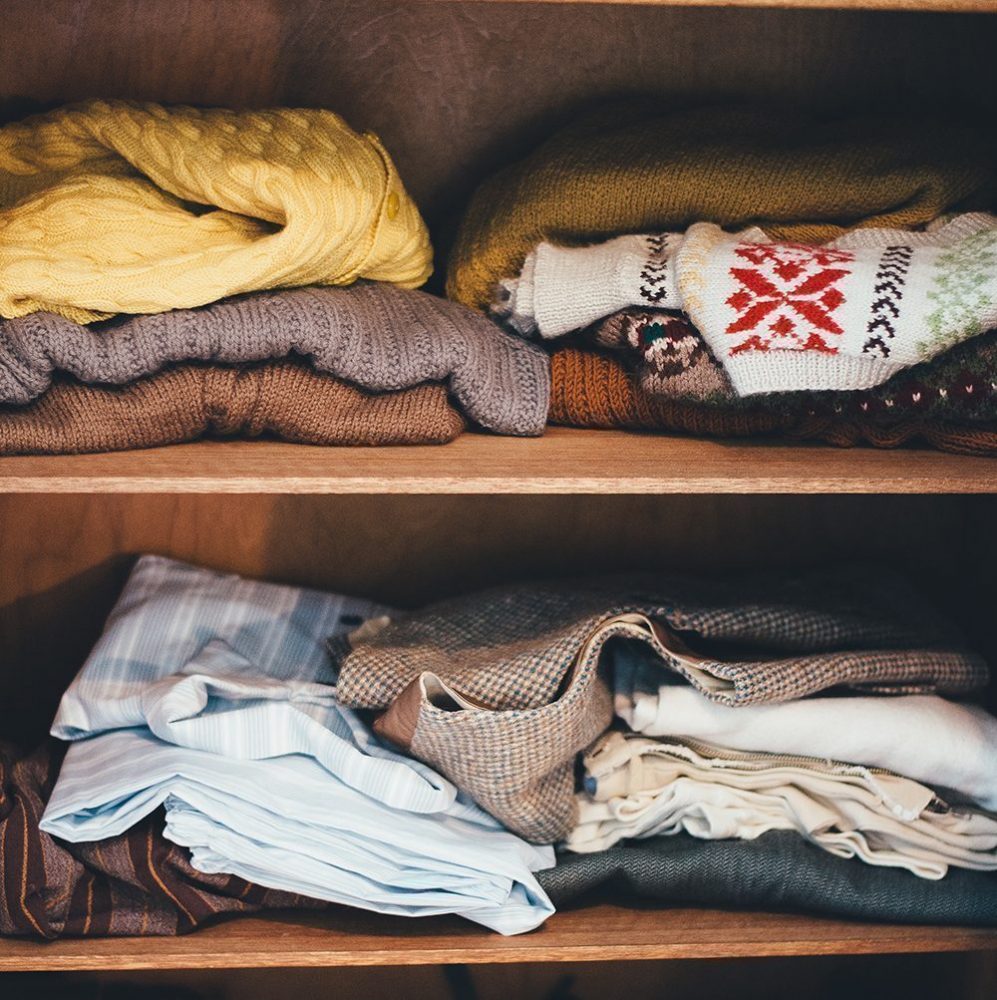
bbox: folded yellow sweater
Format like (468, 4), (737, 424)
(0, 101), (432, 322)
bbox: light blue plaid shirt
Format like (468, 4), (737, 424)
(41, 556), (554, 934)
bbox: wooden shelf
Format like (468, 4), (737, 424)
(0, 904), (994, 972)
(0, 430), (995, 495)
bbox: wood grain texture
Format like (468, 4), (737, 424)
(0, 905), (994, 971)
(0, 1), (994, 227)
(1, 491), (990, 743)
(64, 952), (997, 1000)
(0, 432), (995, 493)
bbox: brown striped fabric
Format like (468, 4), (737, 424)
(0, 741), (324, 938)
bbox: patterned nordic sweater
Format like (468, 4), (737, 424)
(498, 213), (997, 397)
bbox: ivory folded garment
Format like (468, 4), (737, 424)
(0, 284), (549, 436)
(613, 644), (997, 809)
(0, 100), (431, 321)
(498, 213), (997, 396)
(0, 361), (466, 455)
(448, 103), (997, 311)
(567, 732), (997, 880)
(677, 215), (997, 394)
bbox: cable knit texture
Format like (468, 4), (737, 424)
(548, 346), (997, 457)
(0, 361), (466, 454)
(0, 100), (431, 322)
(448, 103), (997, 311)
(0, 283), (549, 436)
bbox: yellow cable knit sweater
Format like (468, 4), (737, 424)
(0, 100), (432, 322)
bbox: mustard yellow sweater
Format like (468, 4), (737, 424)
(0, 101), (431, 322)
(448, 104), (997, 312)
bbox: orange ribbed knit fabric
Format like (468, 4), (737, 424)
(548, 348), (997, 457)
(0, 362), (465, 454)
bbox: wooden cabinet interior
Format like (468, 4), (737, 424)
(2, 491), (995, 742)
(0, 0), (996, 983)
(1, 1), (995, 235)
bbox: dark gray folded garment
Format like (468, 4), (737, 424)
(537, 832), (997, 927)
(0, 282), (549, 436)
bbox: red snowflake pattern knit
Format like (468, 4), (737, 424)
(726, 243), (854, 355)
(676, 215), (997, 395)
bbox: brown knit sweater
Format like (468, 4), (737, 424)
(548, 348), (997, 457)
(0, 361), (466, 454)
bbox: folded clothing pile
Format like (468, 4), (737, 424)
(28, 556), (554, 937)
(0, 740), (326, 937)
(333, 566), (997, 925)
(0, 100), (549, 453)
(448, 103), (997, 453)
(8, 558), (994, 939)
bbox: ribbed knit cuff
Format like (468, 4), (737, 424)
(724, 351), (904, 397)
(531, 236), (678, 339)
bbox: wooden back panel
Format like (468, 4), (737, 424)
(1, 493), (992, 743)
(1, 0), (995, 229)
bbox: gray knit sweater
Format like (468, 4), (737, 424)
(0, 283), (549, 436)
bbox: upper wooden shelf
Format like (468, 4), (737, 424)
(0, 429), (995, 495)
(0, 904), (994, 972)
(460, 0), (997, 12)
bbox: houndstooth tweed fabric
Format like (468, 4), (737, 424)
(332, 568), (987, 842)
(333, 567), (986, 710)
(372, 617), (635, 843)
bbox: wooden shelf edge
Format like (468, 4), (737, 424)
(1, 477), (996, 495)
(0, 907), (995, 972)
(1, 432), (996, 495)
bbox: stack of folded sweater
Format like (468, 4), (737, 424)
(0, 100), (549, 453)
(448, 104), (997, 454)
(4, 558), (995, 939)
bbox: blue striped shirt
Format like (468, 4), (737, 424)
(41, 556), (554, 934)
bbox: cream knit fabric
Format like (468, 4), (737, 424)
(678, 213), (997, 395)
(498, 213), (997, 395)
(496, 234), (684, 338)
(567, 732), (997, 879)
(0, 101), (431, 322)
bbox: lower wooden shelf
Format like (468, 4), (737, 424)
(0, 904), (994, 971)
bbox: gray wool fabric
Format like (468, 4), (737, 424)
(536, 831), (997, 927)
(0, 282), (549, 436)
